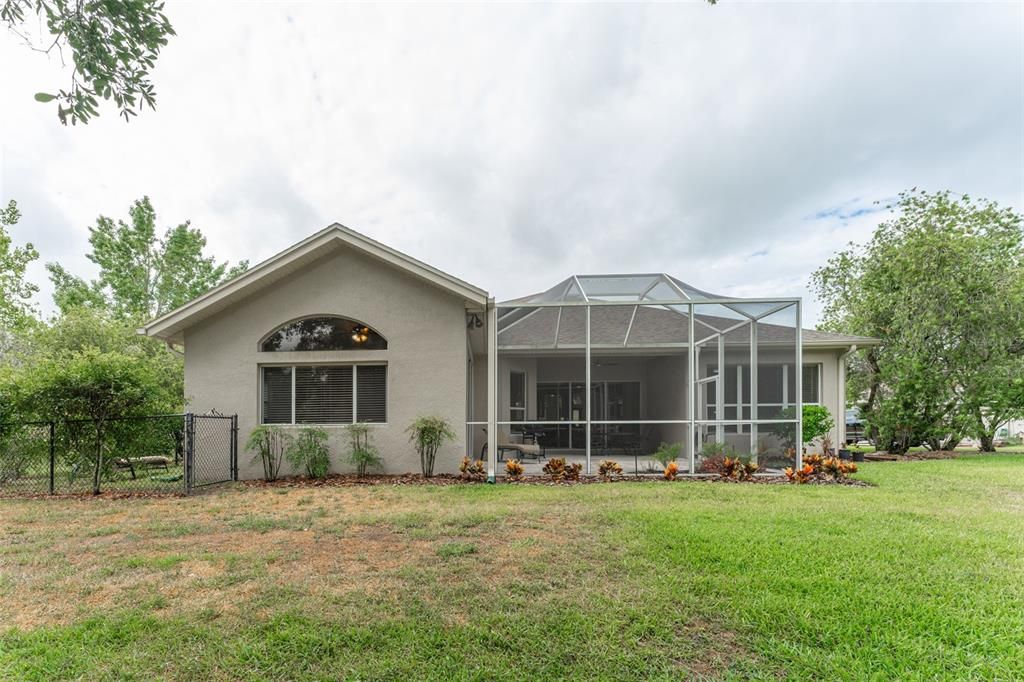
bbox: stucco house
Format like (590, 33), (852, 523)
(141, 224), (879, 480)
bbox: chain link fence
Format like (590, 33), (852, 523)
(0, 414), (236, 496)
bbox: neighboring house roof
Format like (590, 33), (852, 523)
(141, 224), (489, 343)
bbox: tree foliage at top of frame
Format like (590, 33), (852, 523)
(46, 196), (249, 322)
(1, 0), (175, 124)
(812, 189), (1024, 453)
(0, 200), (39, 332)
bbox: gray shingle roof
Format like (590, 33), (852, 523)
(497, 304), (878, 349)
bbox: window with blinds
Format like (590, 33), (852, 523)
(356, 365), (387, 422)
(802, 364), (820, 404)
(262, 366), (293, 424)
(261, 364), (387, 424)
(296, 365), (353, 423)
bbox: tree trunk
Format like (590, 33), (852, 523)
(979, 434), (996, 452)
(940, 435), (962, 452)
(887, 430), (911, 455)
(92, 422), (105, 495)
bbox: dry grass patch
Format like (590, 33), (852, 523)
(0, 484), (581, 630)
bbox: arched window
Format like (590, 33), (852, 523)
(261, 316), (387, 351)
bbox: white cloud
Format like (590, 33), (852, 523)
(1, 1), (1020, 324)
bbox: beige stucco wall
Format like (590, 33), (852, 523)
(183, 245), (469, 478)
(804, 349), (842, 451)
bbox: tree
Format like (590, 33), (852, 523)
(812, 190), (1024, 453)
(406, 416), (456, 478)
(2, 0), (175, 124)
(48, 197), (248, 321)
(27, 306), (184, 404)
(8, 348), (173, 493)
(0, 200), (39, 331)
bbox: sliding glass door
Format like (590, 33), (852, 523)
(537, 381), (638, 449)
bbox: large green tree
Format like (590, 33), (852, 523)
(0, 200), (39, 332)
(48, 196), (248, 322)
(1, 0), (175, 124)
(812, 190), (1024, 453)
(2, 348), (175, 493)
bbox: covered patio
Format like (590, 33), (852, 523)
(468, 274), (803, 479)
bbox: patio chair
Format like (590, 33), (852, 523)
(480, 428), (546, 461)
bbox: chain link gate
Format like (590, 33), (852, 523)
(185, 414), (238, 493)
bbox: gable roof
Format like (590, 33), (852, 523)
(140, 224), (489, 343)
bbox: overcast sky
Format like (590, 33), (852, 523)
(1, 1), (1021, 324)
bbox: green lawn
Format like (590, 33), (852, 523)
(2, 457), (1023, 680)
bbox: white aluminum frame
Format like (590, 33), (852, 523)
(479, 277), (803, 477)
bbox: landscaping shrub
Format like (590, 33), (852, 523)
(697, 442), (736, 474)
(406, 416), (455, 477)
(785, 458), (857, 484)
(0, 424), (49, 484)
(246, 425), (291, 482)
(286, 427), (331, 479)
(650, 442), (682, 469)
(803, 453), (824, 474)
(721, 456), (759, 481)
(663, 461), (679, 480)
(822, 456), (858, 481)
(597, 459), (622, 480)
(784, 464), (815, 484)
(347, 422), (382, 477)
(504, 458), (524, 480)
(459, 457), (486, 481)
(542, 457), (567, 482)
(565, 461), (582, 481)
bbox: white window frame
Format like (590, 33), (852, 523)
(714, 362), (822, 420)
(260, 362), (388, 425)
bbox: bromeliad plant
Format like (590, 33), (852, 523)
(247, 425), (292, 482)
(406, 416), (456, 478)
(286, 426), (331, 479)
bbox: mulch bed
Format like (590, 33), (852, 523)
(0, 473), (869, 499)
(241, 473), (870, 488)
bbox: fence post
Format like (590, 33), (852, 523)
(185, 413), (195, 495)
(230, 414), (239, 481)
(48, 421), (55, 495)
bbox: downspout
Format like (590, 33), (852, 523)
(486, 298), (498, 484)
(837, 345), (858, 447)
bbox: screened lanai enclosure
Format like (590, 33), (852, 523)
(467, 274), (803, 478)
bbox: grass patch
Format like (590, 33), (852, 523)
(1, 457), (1022, 679)
(436, 541), (478, 559)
